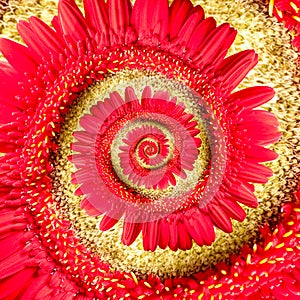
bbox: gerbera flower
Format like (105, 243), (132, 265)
(0, 0), (299, 299)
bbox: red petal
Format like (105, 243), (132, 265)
(80, 198), (101, 216)
(219, 198), (246, 222)
(0, 38), (37, 74)
(209, 202), (233, 233)
(20, 273), (50, 300)
(121, 222), (142, 246)
(0, 232), (28, 261)
(169, 0), (200, 39)
(239, 110), (279, 127)
(108, 0), (131, 34)
(143, 221), (159, 251)
(99, 215), (119, 231)
(189, 16), (217, 49)
(83, 0), (108, 33)
(0, 250), (34, 280)
(158, 218), (169, 249)
(245, 145), (278, 162)
(177, 221), (192, 250)
(169, 221), (179, 251)
(185, 210), (215, 245)
(193, 23), (236, 69)
(0, 268), (36, 299)
(240, 161), (273, 184)
(227, 183), (258, 208)
(131, 0), (168, 41)
(58, 0), (90, 43)
(227, 86), (275, 110)
(215, 50), (258, 93)
(0, 62), (22, 112)
(171, 9), (209, 51)
(184, 215), (204, 245)
(17, 20), (46, 59)
(29, 16), (64, 53)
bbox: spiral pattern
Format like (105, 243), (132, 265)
(72, 85), (218, 224)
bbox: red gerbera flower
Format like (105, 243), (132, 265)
(0, 0), (299, 299)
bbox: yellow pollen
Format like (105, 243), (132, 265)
(276, 257), (284, 262)
(292, 15), (300, 22)
(290, 2), (299, 13)
(131, 272), (138, 285)
(264, 241), (273, 251)
(253, 243), (257, 253)
(268, 260), (276, 264)
(275, 242), (285, 249)
(246, 254), (252, 265)
(221, 270), (227, 275)
(283, 230), (293, 238)
(259, 258), (268, 264)
(144, 282), (152, 288)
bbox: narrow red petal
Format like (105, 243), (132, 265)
(169, 221), (179, 251)
(158, 218), (169, 249)
(143, 221), (159, 251)
(193, 23), (237, 69)
(219, 198), (246, 222)
(215, 50), (258, 92)
(83, 0), (108, 33)
(245, 145), (278, 162)
(169, 0), (199, 39)
(227, 86), (275, 110)
(172, 9), (209, 51)
(58, 0), (89, 43)
(29, 16), (64, 53)
(177, 221), (192, 250)
(226, 183), (258, 208)
(20, 274), (50, 300)
(209, 202), (233, 233)
(108, 0), (131, 34)
(0, 38), (37, 74)
(121, 222), (142, 246)
(238, 164), (273, 184)
(184, 215), (204, 245)
(0, 62), (22, 115)
(131, 0), (168, 41)
(0, 268), (36, 299)
(17, 20), (46, 59)
(99, 215), (119, 231)
(187, 16), (217, 53)
(80, 198), (101, 217)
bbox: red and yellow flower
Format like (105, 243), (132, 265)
(0, 0), (299, 299)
